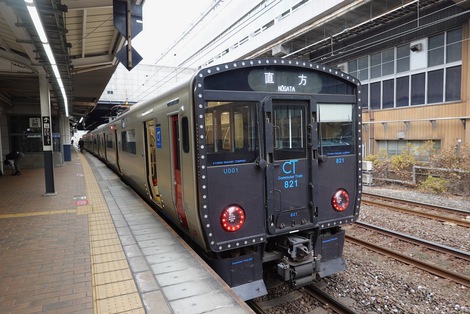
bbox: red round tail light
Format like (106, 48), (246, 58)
(220, 205), (245, 232)
(331, 189), (350, 211)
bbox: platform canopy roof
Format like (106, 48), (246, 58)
(0, 0), (144, 128)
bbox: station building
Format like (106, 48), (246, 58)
(154, 0), (470, 157)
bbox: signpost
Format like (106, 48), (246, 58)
(113, 0), (143, 70)
(42, 116), (51, 147)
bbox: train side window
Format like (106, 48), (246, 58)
(182, 117), (190, 153)
(121, 129), (136, 154)
(106, 134), (113, 148)
(317, 104), (354, 156)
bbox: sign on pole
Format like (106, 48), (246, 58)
(42, 116), (52, 147)
(113, 0), (143, 70)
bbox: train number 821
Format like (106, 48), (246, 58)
(284, 180), (298, 189)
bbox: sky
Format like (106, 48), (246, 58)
(133, 0), (214, 64)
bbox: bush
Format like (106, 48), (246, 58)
(365, 148), (389, 181)
(418, 176), (449, 194)
(428, 144), (470, 195)
(390, 143), (418, 182)
(365, 142), (470, 194)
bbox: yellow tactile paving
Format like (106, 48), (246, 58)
(92, 251), (127, 264)
(78, 153), (145, 314)
(95, 279), (138, 298)
(95, 269), (134, 285)
(92, 238), (123, 248)
(96, 293), (145, 314)
(93, 260), (130, 273)
(92, 244), (128, 256)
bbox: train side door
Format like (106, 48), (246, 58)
(114, 129), (122, 174)
(264, 98), (317, 234)
(144, 120), (161, 206)
(103, 133), (108, 161)
(170, 115), (189, 229)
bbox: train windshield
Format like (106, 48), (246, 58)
(273, 104), (306, 160)
(205, 101), (259, 165)
(317, 104), (355, 156)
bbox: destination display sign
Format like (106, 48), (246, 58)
(203, 67), (355, 95)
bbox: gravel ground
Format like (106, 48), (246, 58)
(322, 185), (470, 313)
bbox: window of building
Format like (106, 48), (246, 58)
(427, 69), (444, 104)
(382, 79), (394, 109)
(446, 66), (461, 101)
(411, 73), (425, 106)
(428, 33), (445, 67)
(346, 27), (461, 109)
(447, 28), (462, 63)
(377, 140), (441, 158)
(370, 52), (381, 79)
(382, 48), (394, 76)
(370, 82), (381, 109)
(357, 56), (369, 81)
(396, 76), (409, 107)
(396, 45), (410, 73)
(348, 59), (358, 78)
(361, 84), (369, 108)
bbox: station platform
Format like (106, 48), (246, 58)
(0, 149), (252, 314)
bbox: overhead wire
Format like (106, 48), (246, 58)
(128, 0), (226, 101)
(296, 1), (467, 65)
(130, 0), (285, 101)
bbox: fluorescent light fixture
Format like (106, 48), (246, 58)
(24, 0), (69, 117)
(42, 43), (57, 64)
(141, 109), (154, 116)
(79, 117), (84, 123)
(25, 2), (48, 43)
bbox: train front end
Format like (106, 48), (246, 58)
(194, 59), (362, 300)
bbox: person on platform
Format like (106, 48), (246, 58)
(78, 138), (84, 152)
(3, 151), (24, 176)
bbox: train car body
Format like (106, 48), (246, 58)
(85, 59), (362, 300)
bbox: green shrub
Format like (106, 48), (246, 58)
(390, 144), (417, 182)
(418, 176), (449, 194)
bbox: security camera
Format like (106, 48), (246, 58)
(410, 43), (422, 52)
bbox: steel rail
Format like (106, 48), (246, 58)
(361, 194), (470, 228)
(363, 192), (470, 214)
(346, 235), (470, 288)
(246, 300), (265, 314)
(305, 285), (360, 314)
(354, 221), (470, 261)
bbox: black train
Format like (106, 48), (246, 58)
(86, 59), (362, 300)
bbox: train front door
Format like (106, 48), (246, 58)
(171, 115), (189, 229)
(264, 98), (317, 234)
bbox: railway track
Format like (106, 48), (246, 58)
(362, 193), (470, 228)
(346, 222), (470, 287)
(247, 193), (470, 313)
(247, 284), (359, 314)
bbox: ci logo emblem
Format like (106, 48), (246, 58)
(282, 160), (298, 175)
